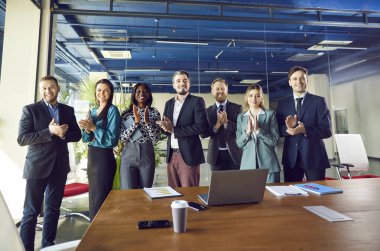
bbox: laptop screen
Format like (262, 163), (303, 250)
(198, 169), (269, 206)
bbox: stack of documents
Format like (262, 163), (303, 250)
(266, 186), (309, 196)
(143, 186), (182, 199)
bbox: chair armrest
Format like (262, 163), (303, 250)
(340, 163), (354, 167)
(331, 164), (345, 169)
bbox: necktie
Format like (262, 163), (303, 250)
(218, 104), (226, 148)
(296, 97), (303, 118)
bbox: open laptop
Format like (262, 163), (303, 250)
(198, 169), (269, 206)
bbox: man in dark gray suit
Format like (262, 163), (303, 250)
(202, 78), (242, 171)
(157, 70), (207, 187)
(17, 76), (81, 251)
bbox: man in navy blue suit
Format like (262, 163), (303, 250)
(276, 66), (332, 182)
(17, 76), (81, 250)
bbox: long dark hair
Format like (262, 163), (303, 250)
(95, 79), (115, 127)
(128, 83), (153, 112)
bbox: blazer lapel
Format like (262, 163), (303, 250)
(166, 98), (175, 122)
(58, 104), (64, 124)
(257, 109), (266, 126)
(39, 99), (53, 124)
(298, 93), (311, 120)
(210, 104), (218, 124)
(176, 94), (191, 122)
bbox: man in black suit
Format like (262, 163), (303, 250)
(17, 76), (81, 251)
(276, 66), (332, 182)
(157, 70), (207, 187)
(202, 78), (242, 171)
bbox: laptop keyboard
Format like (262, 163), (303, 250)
(198, 193), (208, 203)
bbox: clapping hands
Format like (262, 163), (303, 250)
(49, 118), (69, 138)
(285, 115), (306, 135)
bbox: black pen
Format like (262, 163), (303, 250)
(285, 193), (303, 196)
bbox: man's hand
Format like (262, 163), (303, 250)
(285, 115), (298, 129)
(214, 111), (227, 130)
(218, 111), (228, 125)
(286, 121), (306, 136)
(49, 118), (69, 138)
(156, 116), (174, 133)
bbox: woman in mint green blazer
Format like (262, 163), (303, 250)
(236, 84), (280, 183)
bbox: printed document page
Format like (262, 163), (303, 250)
(304, 206), (354, 222)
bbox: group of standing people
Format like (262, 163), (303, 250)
(204, 66), (331, 183)
(17, 65), (331, 250)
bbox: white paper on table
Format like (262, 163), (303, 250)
(266, 186), (309, 196)
(304, 206), (354, 222)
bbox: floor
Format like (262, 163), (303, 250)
(33, 155), (380, 250)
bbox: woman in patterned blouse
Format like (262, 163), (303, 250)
(119, 83), (161, 189)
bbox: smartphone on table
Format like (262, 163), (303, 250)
(137, 220), (171, 229)
(188, 202), (208, 211)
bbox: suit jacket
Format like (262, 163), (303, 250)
(276, 92), (332, 170)
(163, 94), (207, 166)
(17, 99), (82, 179)
(202, 101), (242, 165)
(236, 109), (280, 173)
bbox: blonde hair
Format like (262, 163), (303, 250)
(242, 84), (264, 112)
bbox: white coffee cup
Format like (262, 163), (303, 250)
(171, 200), (188, 233)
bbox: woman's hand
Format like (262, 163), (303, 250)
(78, 119), (96, 133)
(253, 114), (259, 132)
(144, 106), (150, 124)
(246, 115), (253, 135)
(133, 105), (141, 124)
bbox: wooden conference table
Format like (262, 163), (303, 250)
(76, 179), (380, 251)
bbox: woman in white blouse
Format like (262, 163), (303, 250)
(119, 83), (161, 189)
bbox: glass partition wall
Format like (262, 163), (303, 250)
(53, 2), (380, 164)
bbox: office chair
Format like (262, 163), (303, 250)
(332, 134), (380, 180)
(1, 190), (81, 251)
(61, 182), (90, 222)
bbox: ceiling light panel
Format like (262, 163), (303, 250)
(286, 53), (323, 62)
(101, 50), (132, 59)
(319, 40), (352, 45)
(240, 79), (261, 84)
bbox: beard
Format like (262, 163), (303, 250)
(177, 88), (188, 95)
(215, 95), (226, 103)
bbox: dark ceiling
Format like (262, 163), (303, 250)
(48, 0), (380, 99)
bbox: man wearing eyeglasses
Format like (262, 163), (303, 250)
(276, 66), (332, 182)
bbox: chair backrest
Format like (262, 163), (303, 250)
(335, 134), (369, 172)
(0, 190), (25, 251)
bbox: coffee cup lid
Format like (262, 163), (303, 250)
(171, 200), (188, 208)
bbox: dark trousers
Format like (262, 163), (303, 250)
(120, 141), (155, 189)
(20, 162), (67, 251)
(284, 154), (326, 182)
(87, 146), (116, 221)
(211, 150), (240, 171)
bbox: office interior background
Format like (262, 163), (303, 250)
(0, 0), (380, 233)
